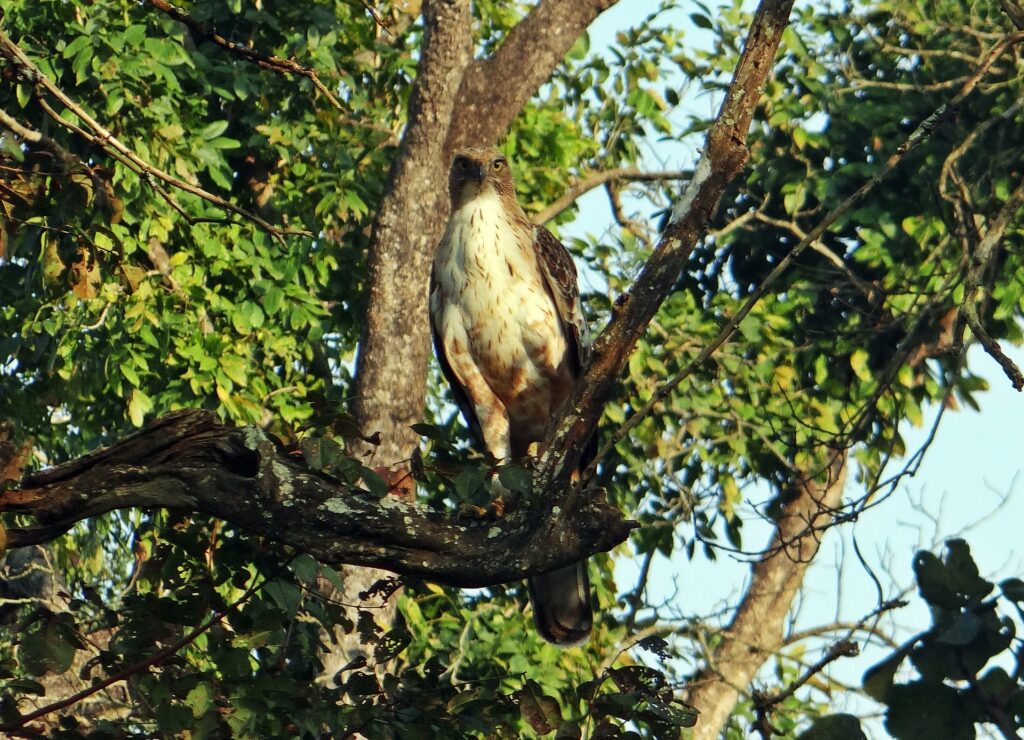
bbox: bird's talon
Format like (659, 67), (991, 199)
(457, 503), (490, 520)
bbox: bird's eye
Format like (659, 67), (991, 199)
(492, 158), (505, 171)
(455, 157), (469, 169)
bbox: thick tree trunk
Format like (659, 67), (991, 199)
(684, 455), (848, 739)
(351, 0), (474, 471)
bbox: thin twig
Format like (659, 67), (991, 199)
(956, 171), (1024, 389)
(534, 167), (687, 224)
(751, 640), (859, 739)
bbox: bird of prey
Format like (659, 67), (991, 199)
(429, 147), (593, 645)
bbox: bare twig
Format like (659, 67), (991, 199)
(533, 167), (687, 224)
(963, 310), (1024, 389)
(751, 640), (860, 739)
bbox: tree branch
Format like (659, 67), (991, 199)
(533, 168), (687, 224)
(959, 174), (1024, 390)
(351, 0), (473, 469)
(0, 411), (634, 588)
(446, 0), (621, 156)
(534, 0), (799, 509)
(751, 640), (860, 739)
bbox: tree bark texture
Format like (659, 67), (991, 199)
(0, 411), (632, 587)
(684, 455), (848, 740)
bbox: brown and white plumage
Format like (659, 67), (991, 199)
(429, 147), (593, 645)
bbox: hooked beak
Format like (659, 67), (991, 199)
(472, 164), (485, 183)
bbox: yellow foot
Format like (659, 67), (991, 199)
(457, 496), (506, 521)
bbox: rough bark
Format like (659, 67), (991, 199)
(1, 410), (632, 587)
(351, 0), (474, 471)
(445, 0), (621, 156)
(684, 455), (849, 740)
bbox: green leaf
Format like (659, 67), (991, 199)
(62, 35), (91, 59)
(264, 579), (302, 618)
(200, 120), (230, 140)
(4, 678), (46, 696)
(850, 349), (872, 381)
(128, 388), (153, 428)
(797, 714), (867, 740)
(883, 681), (974, 740)
(516, 679), (562, 735)
(120, 362), (140, 387)
(636, 698), (699, 729)
(373, 627), (411, 662)
(410, 422), (442, 439)
(155, 703), (194, 733)
(497, 464), (532, 494)
(913, 551), (959, 610)
(690, 13), (713, 29)
(263, 286), (284, 315)
(943, 539), (992, 601)
(1000, 577), (1024, 602)
(360, 467), (390, 498)
(220, 355), (248, 387)
(453, 465), (488, 501)
(185, 682), (214, 717)
(291, 554), (319, 585)
(16, 82), (32, 108)
(862, 646), (909, 702)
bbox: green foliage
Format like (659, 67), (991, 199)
(864, 539), (1023, 739)
(1, 0), (1023, 736)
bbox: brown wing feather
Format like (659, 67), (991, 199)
(531, 224), (597, 469)
(429, 269), (485, 449)
(532, 225), (590, 374)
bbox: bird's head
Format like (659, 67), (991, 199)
(448, 147), (515, 209)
